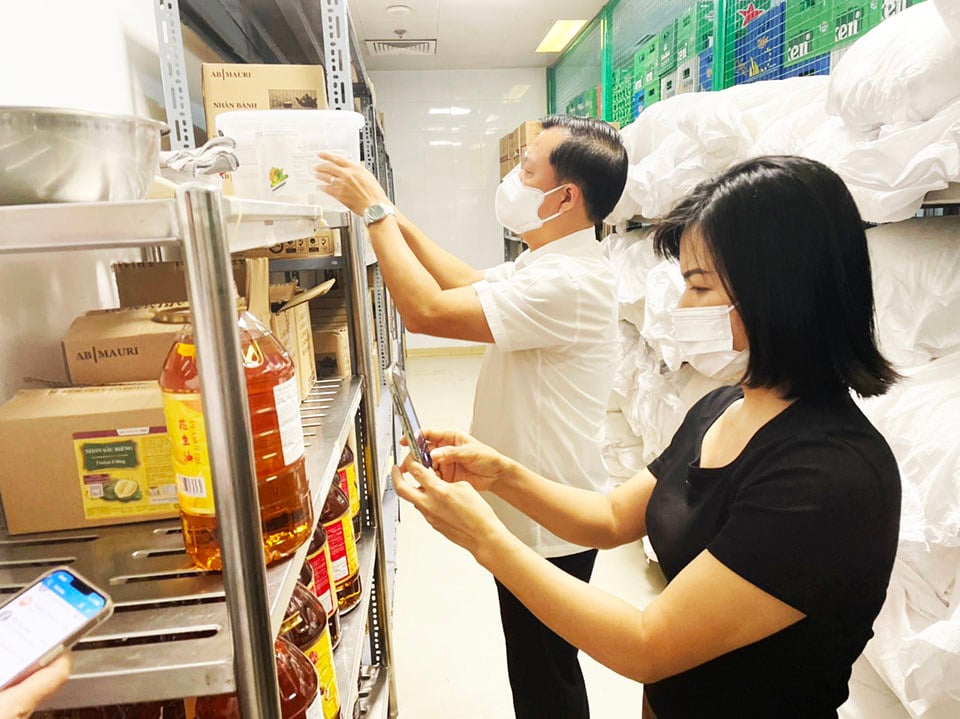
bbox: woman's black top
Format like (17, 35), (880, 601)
(645, 386), (900, 718)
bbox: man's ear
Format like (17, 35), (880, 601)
(559, 183), (580, 211)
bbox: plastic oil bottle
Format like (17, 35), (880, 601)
(282, 583), (341, 719)
(320, 483), (361, 613)
(305, 523), (342, 648)
(159, 310), (313, 571)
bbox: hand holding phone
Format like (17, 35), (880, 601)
(0, 568), (113, 692)
(384, 363), (432, 469)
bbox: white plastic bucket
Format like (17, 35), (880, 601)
(216, 110), (365, 210)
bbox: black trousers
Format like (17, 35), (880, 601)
(495, 549), (599, 719)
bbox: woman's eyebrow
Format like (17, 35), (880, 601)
(682, 268), (713, 280)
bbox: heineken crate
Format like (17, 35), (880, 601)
(832, 1), (881, 46)
(781, 51), (832, 76)
(632, 51), (646, 93)
(659, 20), (678, 75)
(699, 47), (714, 91)
(734, 3), (785, 84)
(784, 0), (834, 67)
(633, 88), (646, 117)
(637, 35), (661, 87)
(644, 80), (661, 108)
(676, 1), (715, 64)
(875, 0), (924, 22)
(731, 0), (776, 40)
(678, 54), (701, 94)
(661, 70), (680, 101)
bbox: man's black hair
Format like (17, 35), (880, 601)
(653, 155), (899, 399)
(540, 115), (628, 224)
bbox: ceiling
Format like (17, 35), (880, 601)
(351, 0), (609, 71)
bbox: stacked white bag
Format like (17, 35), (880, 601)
(607, 2), (960, 227)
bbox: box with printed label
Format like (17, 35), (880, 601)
(734, 3), (785, 85)
(516, 121), (543, 151)
(0, 382), (178, 534)
(63, 305), (188, 386)
(238, 229), (338, 259)
(873, 0), (919, 23)
(201, 63), (328, 139)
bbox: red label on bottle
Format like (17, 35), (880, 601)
(306, 549), (336, 618)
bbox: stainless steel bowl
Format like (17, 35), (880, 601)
(0, 107), (169, 205)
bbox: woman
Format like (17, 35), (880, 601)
(393, 156), (901, 718)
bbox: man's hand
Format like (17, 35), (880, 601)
(313, 152), (390, 216)
(0, 654), (70, 719)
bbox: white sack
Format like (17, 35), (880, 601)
(934, 0), (960, 44)
(601, 229), (659, 330)
(867, 216), (960, 368)
(827, 3), (960, 129)
(640, 260), (686, 369)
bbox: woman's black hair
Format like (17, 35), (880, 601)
(653, 155), (898, 399)
(540, 115), (628, 224)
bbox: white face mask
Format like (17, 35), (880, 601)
(495, 165), (564, 236)
(669, 304), (749, 380)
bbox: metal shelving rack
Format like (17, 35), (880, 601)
(0, 4), (401, 719)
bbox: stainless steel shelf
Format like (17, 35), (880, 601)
(334, 535), (379, 717)
(0, 378), (361, 709)
(0, 198), (349, 256)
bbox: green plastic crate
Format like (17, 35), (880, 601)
(659, 20), (678, 75)
(644, 80), (661, 108)
(833, 1), (881, 46)
(638, 35), (661, 86)
(676, 1), (715, 64)
(730, 0), (776, 40)
(784, 0), (834, 67)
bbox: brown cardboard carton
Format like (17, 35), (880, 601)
(0, 382), (178, 534)
(63, 306), (187, 386)
(114, 260), (250, 310)
(516, 120), (543, 149)
(313, 323), (351, 378)
(201, 63), (328, 138)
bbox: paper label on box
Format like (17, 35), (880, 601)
(73, 426), (178, 520)
(273, 376), (305, 466)
(161, 392), (216, 516)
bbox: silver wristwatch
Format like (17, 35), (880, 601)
(362, 202), (396, 226)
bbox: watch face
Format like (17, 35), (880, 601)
(368, 205), (386, 221)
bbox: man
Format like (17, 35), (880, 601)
(316, 115), (628, 718)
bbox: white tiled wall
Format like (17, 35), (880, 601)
(368, 68), (547, 350)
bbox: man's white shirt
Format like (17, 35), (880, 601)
(471, 227), (618, 558)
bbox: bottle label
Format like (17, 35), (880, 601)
(306, 546), (338, 618)
(323, 517), (359, 584)
(338, 461), (361, 518)
(305, 624), (341, 719)
(273, 376), (305, 466)
(162, 392), (216, 516)
(306, 696), (325, 719)
(72, 426), (178, 520)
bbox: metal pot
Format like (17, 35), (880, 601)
(0, 107), (169, 205)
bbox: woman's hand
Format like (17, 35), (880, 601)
(404, 429), (511, 493)
(0, 653), (70, 719)
(313, 152), (389, 216)
(392, 460), (506, 557)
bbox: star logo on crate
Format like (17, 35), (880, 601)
(738, 2), (764, 28)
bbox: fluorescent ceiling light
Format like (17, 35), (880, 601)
(428, 106), (471, 116)
(429, 140), (462, 147)
(536, 20), (587, 53)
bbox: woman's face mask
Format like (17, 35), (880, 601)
(495, 165), (565, 236)
(669, 304), (750, 380)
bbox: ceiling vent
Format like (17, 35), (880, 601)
(365, 38), (437, 56)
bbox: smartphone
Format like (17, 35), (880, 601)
(384, 363), (432, 469)
(0, 567), (113, 690)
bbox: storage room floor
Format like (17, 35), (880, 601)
(393, 353), (910, 719)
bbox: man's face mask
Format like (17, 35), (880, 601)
(495, 165), (565, 236)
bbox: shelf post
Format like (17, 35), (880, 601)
(175, 184), (282, 719)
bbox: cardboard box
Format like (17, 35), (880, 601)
(238, 229), (338, 259)
(516, 121), (543, 151)
(0, 382), (178, 534)
(270, 280), (334, 399)
(313, 323), (351, 378)
(113, 261), (333, 401)
(63, 305), (188, 386)
(201, 63), (328, 138)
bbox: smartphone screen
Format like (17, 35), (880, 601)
(0, 569), (108, 689)
(385, 364), (431, 468)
